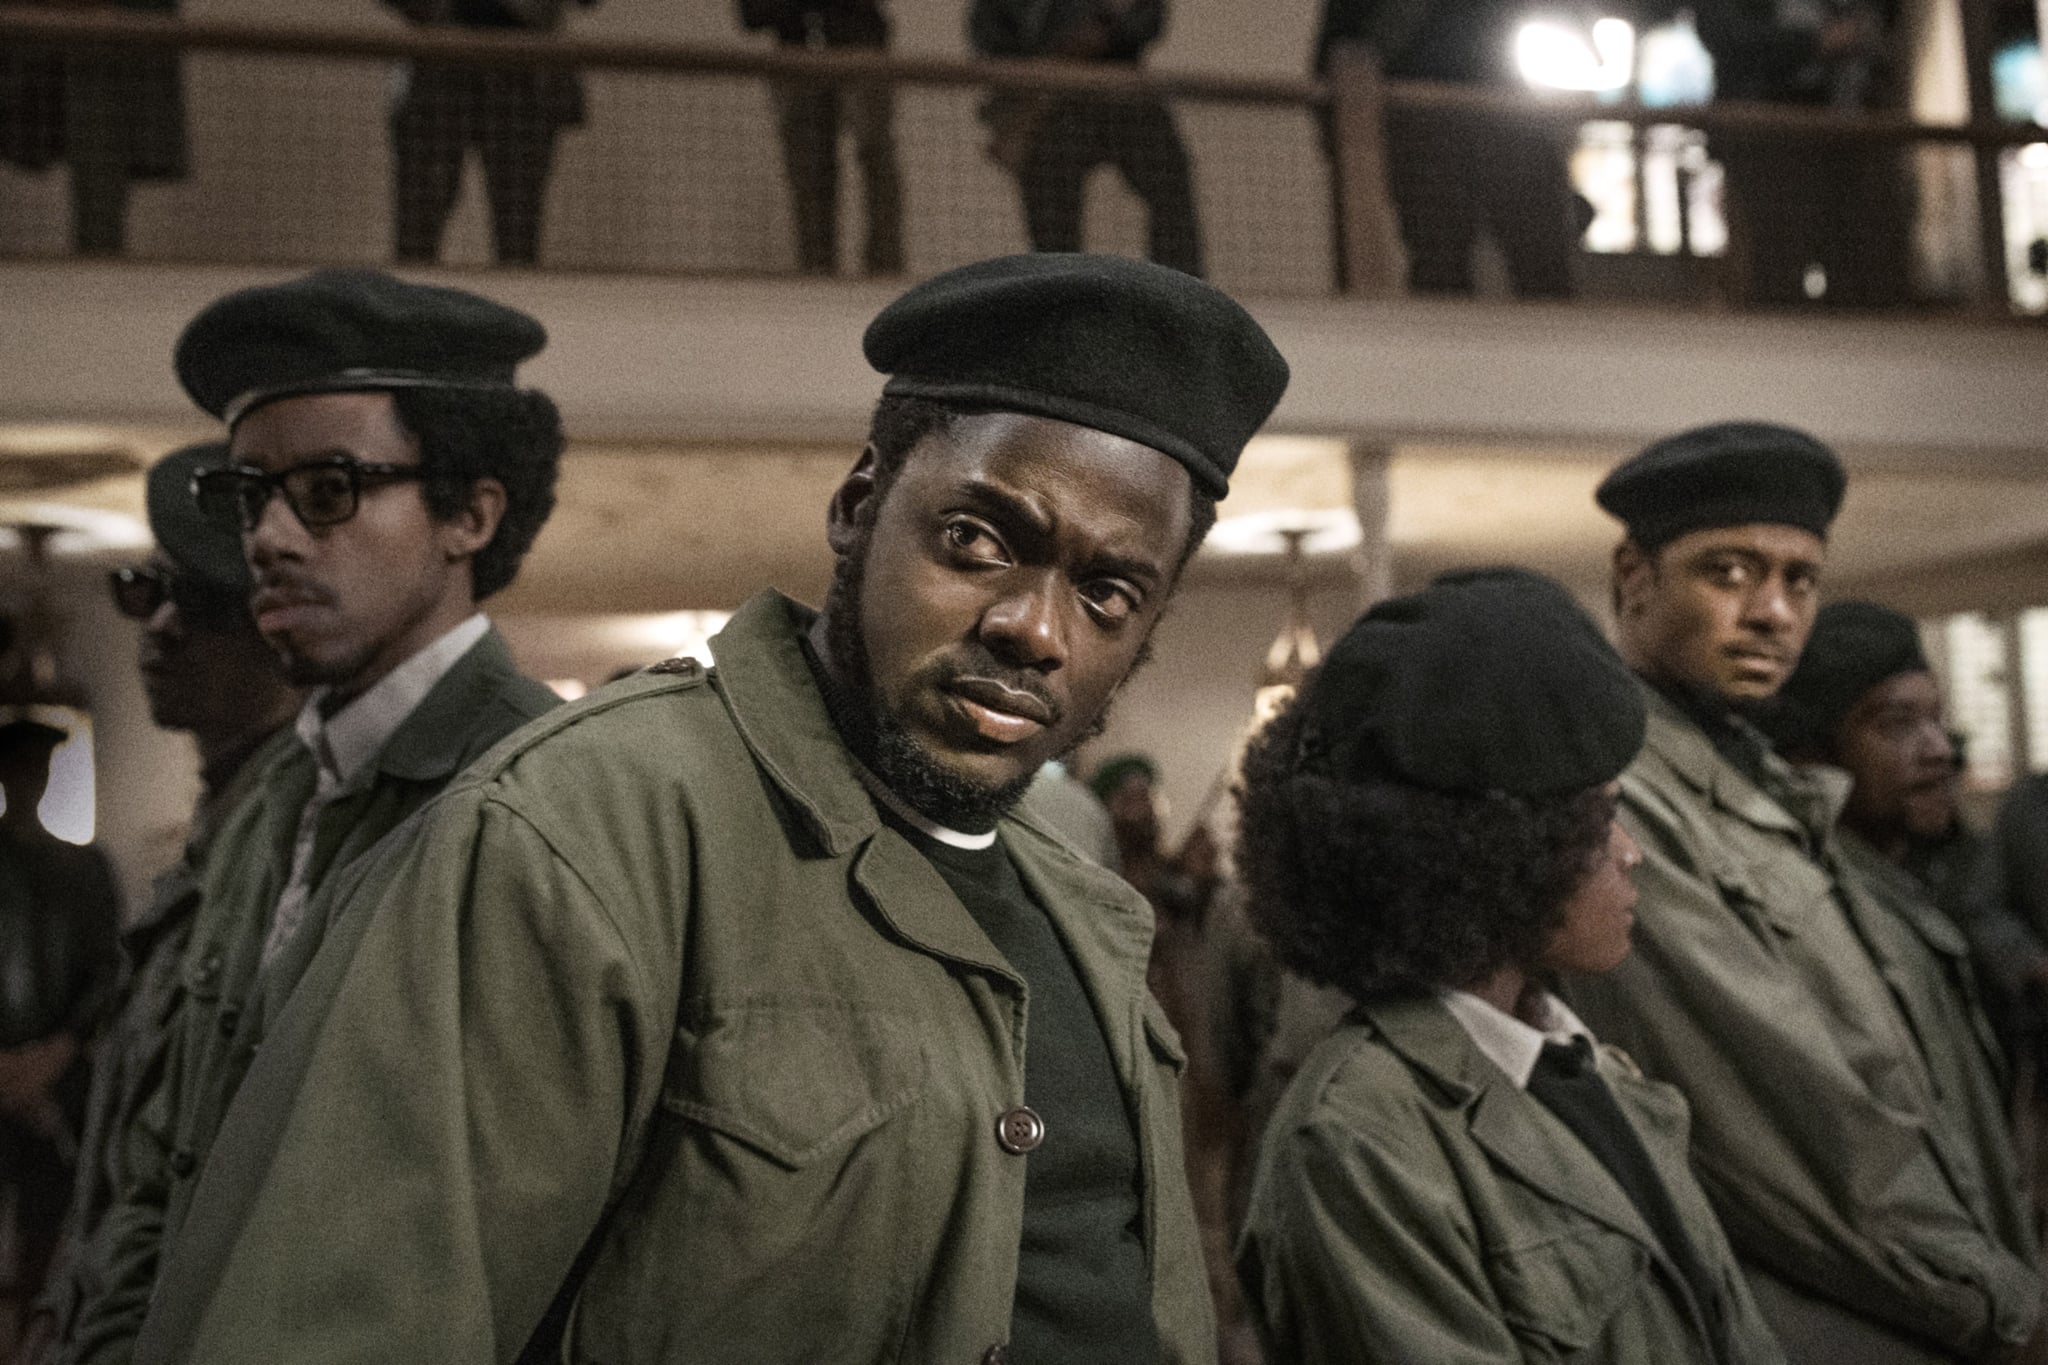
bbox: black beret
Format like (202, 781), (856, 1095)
(1763, 600), (1929, 752)
(864, 254), (1289, 498)
(175, 269), (547, 426)
(147, 442), (249, 594)
(0, 718), (68, 758)
(1293, 573), (1645, 798)
(1597, 422), (1846, 549)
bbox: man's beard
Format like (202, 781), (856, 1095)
(818, 533), (1052, 834)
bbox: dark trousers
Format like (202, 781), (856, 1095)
(1017, 97), (1203, 278)
(392, 65), (564, 267)
(772, 75), (904, 275)
(1383, 109), (1576, 298)
(1718, 138), (1911, 308)
(2, 1122), (71, 1314)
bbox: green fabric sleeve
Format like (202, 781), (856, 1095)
(161, 790), (675, 1365)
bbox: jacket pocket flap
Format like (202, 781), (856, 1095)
(664, 996), (929, 1170)
(1488, 1224), (1648, 1351)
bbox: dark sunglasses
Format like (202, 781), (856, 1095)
(191, 457), (427, 533)
(108, 565), (248, 626)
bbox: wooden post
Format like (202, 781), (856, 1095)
(1326, 43), (1402, 298)
(1958, 0), (2012, 313)
(1349, 443), (1394, 607)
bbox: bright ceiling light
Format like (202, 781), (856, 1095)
(1205, 508), (1364, 557)
(1517, 16), (1636, 93)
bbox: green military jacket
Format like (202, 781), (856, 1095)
(132, 591), (1214, 1365)
(27, 726), (292, 1361)
(1834, 828), (2035, 1265)
(1563, 687), (2041, 1364)
(65, 628), (559, 1365)
(1238, 997), (1787, 1365)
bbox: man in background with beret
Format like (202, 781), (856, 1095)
(22, 442), (303, 1365)
(56, 269), (564, 1365)
(129, 252), (1288, 1365)
(1761, 601), (2036, 1318)
(1564, 423), (2043, 1363)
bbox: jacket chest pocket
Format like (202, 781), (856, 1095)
(1488, 1222), (1651, 1359)
(565, 997), (937, 1365)
(665, 994), (931, 1167)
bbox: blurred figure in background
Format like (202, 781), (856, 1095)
(1312, 0), (1579, 297)
(19, 443), (302, 1365)
(0, 0), (187, 256)
(1762, 601), (2035, 1316)
(971, 0), (1204, 276)
(1692, 0), (1911, 306)
(739, 0), (904, 276)
(0, 717), (120, 1328)
(384, 0), (596, 266)
(1090, 751), (1220, 1021)
(1022, 759), (1118, 867)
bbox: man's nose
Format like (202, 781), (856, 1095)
(245, 486), (303, 564)
(1742, 579), (1798, 631)
(979, 575), (1067, 672)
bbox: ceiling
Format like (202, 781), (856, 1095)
(6, 426), (2048, 619)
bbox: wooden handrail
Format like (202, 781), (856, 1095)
(3, 5), (2043, 148)
(0, 7), (1320, 105)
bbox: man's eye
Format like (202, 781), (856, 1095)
(942, 520), (1002, 558)
(1080, 581), (1138, 623)
(1704, 560), (1746, 586)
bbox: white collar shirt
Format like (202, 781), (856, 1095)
(262, 613), (490, 967)
(1440, 986), (1597, 1090)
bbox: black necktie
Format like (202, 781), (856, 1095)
(1526, 1037), (1727, 1359)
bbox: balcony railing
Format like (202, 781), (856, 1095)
(2, 5), (2044, 316)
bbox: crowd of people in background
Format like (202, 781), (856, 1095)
(0, 249), (2046, 1365)
(0, 0), (1931, 303)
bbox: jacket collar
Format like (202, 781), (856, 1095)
(709, 592), (883, 859)
(1361, 996), (1659, 1252)
(1637, 682), (1847, 844)
(371, 626), (533, 783)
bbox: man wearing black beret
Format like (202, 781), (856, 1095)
(1564, 425), (2044, 1363)
(131, 253), (1287, 1365)
(1234, 573), (1786, 1364)
(57, 269), (564, 1365)
(23, 442), (303, 1365)
(1764, 603), (2036, 1304)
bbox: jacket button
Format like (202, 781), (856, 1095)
(217, 1004), (241, 1036)
(995, 1106), (1044, 1155)
(169, 1149), (196, 1178)
(980, 1347), (1009, 1365)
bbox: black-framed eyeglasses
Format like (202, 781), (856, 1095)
(108, 564), (248, 626)
(191, 457), (428, 533)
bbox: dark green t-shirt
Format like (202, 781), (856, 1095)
(891, 814), (1159, 1365)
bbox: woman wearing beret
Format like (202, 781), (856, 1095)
(1234, 574), (1786, 1365)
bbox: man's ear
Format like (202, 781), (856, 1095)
(440, 476), (507, 562)
(825, 446), (882, 556)
(1611, 538), (1654, 621)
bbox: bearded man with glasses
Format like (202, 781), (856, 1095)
(46, 270), (562, 1365)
